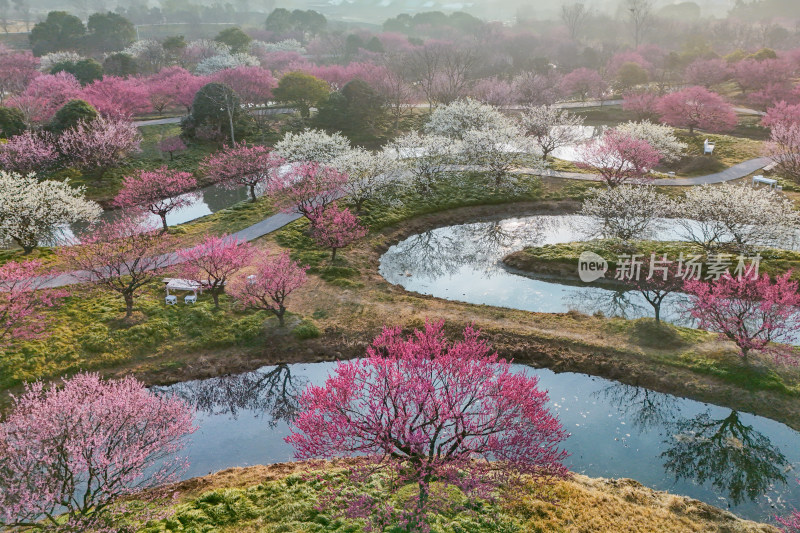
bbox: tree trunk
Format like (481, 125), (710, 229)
(275, 307), (285, 327)
(212, 291), (220, 308)
(654, 305), (661, 324)
(160, 213), (169, 232)
(124, 292), (134, 318)
(249, 184), (257, 202)
(15, 237), (34, 255)
(331, 247), (337, 261)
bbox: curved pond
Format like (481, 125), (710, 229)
(155, 361), (800, 522)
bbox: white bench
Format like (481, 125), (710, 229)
(703, 139), (715, 155)
(752, 175), (778, 189)
(165, 295), (177, 305)
(184, 294), (197, 304)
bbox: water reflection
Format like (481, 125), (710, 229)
(161, 364), (307, 427)
(595, 383), (679, 432)
(662, 410), (789, 506)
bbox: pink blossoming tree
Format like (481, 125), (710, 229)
(210, 65), (276, 106)
(0, 260), (65, 346)
(559, 68), (606, 101)
(683, 58), (730, 88)
(58, 216), (177, 318)
(779, 495), (800, 532)
(577, 129), (661, 186)
(286, 321), (569, 531)
(684, 272), (800, 364)
(158, 136), (187, 160)
(146, 66), (206, 113)
(0, 50), (39, 103)
(202, 143), (286, 202)
(0, 372), (195, 530)
(0, 130), (59, 175)
(622, 90), (661, 121)
(7, 71), (82, 124)
(228, 250), (307, 326)
(762, 101), (800, 129)
(765, 121), (800, 184)
(178, 234), (254, 308)
(270, 162), (347, 225)
(81, 76), (151, 119)
(656, 86), (737, 134)
(310, 203), (367, 260)
(114, 166), (198, 231)
(57, 116), (141, 172)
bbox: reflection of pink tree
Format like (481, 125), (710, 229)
(0, 372), (195, 531)
(114, 166), (198, 231)
(287, 321), (569, 531)
(58, 216), (176, 318)
(202, 143), (286, 202)
(228, 250), (307, 327)
(656, 86), (737, 134)
(577, 130), (661, 186)
(310, 204), (367, 260)
(684, 272), (800, 364)
(0, 260), (65, 346)
(178, 234), (254, 308)
(270, 162), (347, 225)
(779, 496), (800, 532)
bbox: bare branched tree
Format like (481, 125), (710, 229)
(626, 0), (654, 48)
(561, 3), (588, 42)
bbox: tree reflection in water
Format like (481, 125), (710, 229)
(382, 218), (553, 281)
(661, 410), (789, 506)
(162, 364), (307, 427)
(595, 382), (679, 432)
(565, 288), (648, 319)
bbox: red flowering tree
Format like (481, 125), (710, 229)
(58, 216), (177, 318)
(286, 321), (569, 531)
(0, 130), (59, 175)
(178, 234), (254, 308)
(0, 372), (195, 531)
(656, 86), (737, 134)
(81, 76), (151, 119)
(622, 90), (660, 120)
(683, 58), (730, 88)
(0, 260), (65, 346)
(577, 129), (661, 186)
(158, 136), (187, 160)
(269, 162), (347, 225)
(228, 250), (307, 326)
(684, 272), (800, 364)
(57, 116), (141, 172)
(201, 143), (285, 202)
(114, 166), (198, 231)
(146, 66), (206, 113)
(310, 204), (367, 260)
(210, 65), (276, 106)
(7, 71), (82, 124)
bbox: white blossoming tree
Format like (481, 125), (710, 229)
(615, 121), (687, 163)
(390, 131), (462, 192)
(0, 171), (102, 253)
(424, 98), (514, 140)
(275, 129), (351, 164)
(461, 124), (535, 187)
(330, 147), (401, 211)
(676, 184), (800, 252)
(250, 39), (305, 54)
(519, 105), (586, 161)
(38, 51), (84, 72)
(195, 53), (260, 75)
(579, 184), (673, 242)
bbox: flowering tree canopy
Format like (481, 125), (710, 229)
(615, 120), (687, 163)
(286, 321), (569, 530)
(81, 76), (151, 119)
(7, 71), (82, 124)
(765, 121), (800, 185)
(114, 166), (198, 231)
(520, 104), (586, 160)
(0, 171), (101, 253)
(656, 86), (737, 134)
(57, 116), (141, 171)
(209, 65), (276, 106)
(461, 123), (531, 187)
(59, 216), (177, 318)
(270, 162), (348, 223)
(684, 272), (800, 364)
(0, 130), (59, 175)
(390, 131), (462, 192)
(579, 184), (672, 241)
(330, 147), (400, 211)
(274, 128), (351, 164)
(577, 129), (661, 186)
(424, 98), (513, 140)
(228, 250), (307, 326)
(622, 90), (660, 121)
(559, 68), (606, 101)
(310, 204), (367, 260)
(0, 372), (195, 530)
(684, 58), (730, 88)
(202, 143), (286, 202)
(178, 234), (254, 308)
(158, 136), (187, 159)
(0, 260), (65, 346)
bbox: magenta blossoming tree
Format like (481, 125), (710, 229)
(228, 250), (307, 326)
(286, 321), (569, 531)
(0, 260), (65, 346)
(0, 50), (39, 103)
(8, 71), (82, 124)
(58, 216), (177, 318)
(270, 162), (347, 225)
(158, 136), (187, 160)
(622, 90), (660, 121)
(209, 65), (277, 106)
(559, 67), (606, 101)
(310, 204), (367, 260)
(57, 116), (141, 172)
(81, 76), (151, 119)
(762, 101), (800, 129)
(201, 143), (286, 202)
(178, 234), (254, 308)
(0, 130), (59, 175)
(683, 58), (730, 88)
(146, 66), (206, 113)
(656, 86), (737, 134)
(577, 129), (661, 187)
(114, 166), (198, 231)
(684, 272), (800, 364)
(0, 372), (196, 530)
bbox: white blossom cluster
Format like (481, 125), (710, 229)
(38, 51), (84, 72)
(0, 171), (102, 251)
(615, 120), (687, 163)
(580, 184), (673, 241)
(389, 131), (463, 191)
(195, 52), (260, 75)
(250, 39), (305, 55)
(330, 147), (401, 208)
(424, 98), (514, 140)
(520, 105), (586, 160)
(275, 129), (351, 164)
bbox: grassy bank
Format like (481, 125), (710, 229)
(123, 462), (778, 532)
